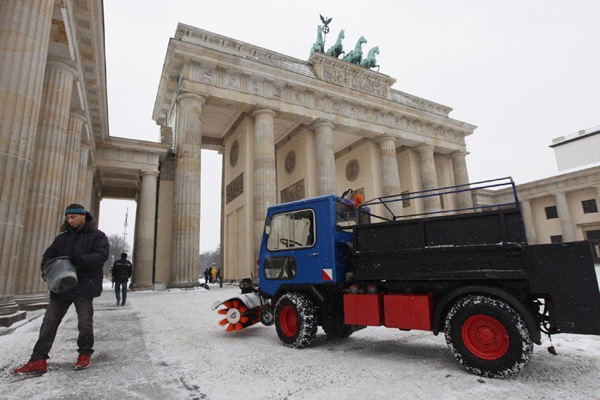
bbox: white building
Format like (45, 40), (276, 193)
(479, 126), (600, 264)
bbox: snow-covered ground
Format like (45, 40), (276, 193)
(1, 278), (599, 400)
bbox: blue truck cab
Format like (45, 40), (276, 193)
(257, 194), (356, 297)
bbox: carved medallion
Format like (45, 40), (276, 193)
(345, 159), (360, 181)
(284, 151), (296, 175)
(229, 140), (239, 168)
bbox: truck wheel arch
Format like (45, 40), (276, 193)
(432, 286), (541, 345)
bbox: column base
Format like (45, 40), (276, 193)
(0, 311), (27, 328)
(167, 282), (199, 289)
(131, 284), (155, 291)
(15, 293), (49, 311)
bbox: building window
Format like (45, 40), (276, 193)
(582, 199), (598, 214)
(550, 235), (563, 244)
(545, 206), (558, 219)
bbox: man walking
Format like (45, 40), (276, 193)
(14, 204), (109, 375)
(111, 253), (132, 306)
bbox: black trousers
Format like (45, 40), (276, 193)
(31, 297), (94, 361)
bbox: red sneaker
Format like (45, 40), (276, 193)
(75, 354), (91, 370)
(14, 359), (47, 375)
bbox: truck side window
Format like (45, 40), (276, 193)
(266, 209), (315, 251)
(264, 256), (297, 280)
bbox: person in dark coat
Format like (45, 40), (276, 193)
(14, 204), (109, 375)
(111, 253), (132, 306)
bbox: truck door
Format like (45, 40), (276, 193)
(260, 208), (319, 294)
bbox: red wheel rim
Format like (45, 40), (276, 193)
(280, 305), (298, 337)
(462, 314), (509, 360)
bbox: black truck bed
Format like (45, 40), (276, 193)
(352, 207), (528, 281)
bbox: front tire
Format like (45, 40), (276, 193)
(444, 295), (533, 378)
(275, 292), (318, 348)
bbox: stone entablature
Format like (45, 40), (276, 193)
(97, 140), (167, 167)
(515, 168), (600, 200)
(154, 24), (475, 153)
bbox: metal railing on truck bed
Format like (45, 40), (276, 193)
(358, 176), (521, 223)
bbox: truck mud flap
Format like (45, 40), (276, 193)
(526, 241), (600, 335)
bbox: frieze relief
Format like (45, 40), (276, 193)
(226, 172), (244, 204)
(250, 80), (263, 95)
(225, 74), (241, 90)
(190, 64), (216, 85)
(321, 66), (388, 98)
(280, 179), (305, 203)
(185, 63), (465, 145)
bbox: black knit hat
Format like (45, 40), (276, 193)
(64, 203), (87, 215)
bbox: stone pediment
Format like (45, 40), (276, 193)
(308, 52), (396, 99)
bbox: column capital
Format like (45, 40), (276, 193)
(46, 59), (78, 79)
(310, 119), (334, 131)
(141, 170), (160, 178)
(177, 92), (206, 105)
(251, 108), (276, 118)
(415, 143), (434, 153)
(69, 111), (87, 124)
(375, 134), (396, 145)
(450, 149), (469, 159)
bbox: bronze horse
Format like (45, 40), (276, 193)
(342, 36), (367, 64)
(326, 29), (345, 58)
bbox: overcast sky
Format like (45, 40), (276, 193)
(100, 0), (600, 252)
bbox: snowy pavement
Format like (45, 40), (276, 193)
(1, 280), (599, 399)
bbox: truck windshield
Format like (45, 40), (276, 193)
(266, 209), (315, 250)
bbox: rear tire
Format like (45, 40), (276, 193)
(275, 292), (318, 348)
(444, 295), (533, 378)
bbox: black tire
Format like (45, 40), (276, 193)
(444, 295), (533, 378)
(340, 324), (366, 338)
(274, 292), (318, 348)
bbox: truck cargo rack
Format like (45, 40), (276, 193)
(358, 177), (520, 223)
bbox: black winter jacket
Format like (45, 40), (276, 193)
(41, 221), (110, 301)
(112, 258), (132, 282)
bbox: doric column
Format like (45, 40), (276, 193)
(133, 170), (159, 290)
(84, 165), (95, 209)
(60, 113), (86, 223)
(170, 92), (204, 288)
(377, 135), (402, 217)
(416, 144), (441, 212)
(312, 120), (336, 196)
(77, 143), (92, 205)
(555, 192), (575, 242)
(252, 108), (277, 256)
(17, 60), (78, 300)
(520, 199), (537, 244)
(0, 0), (54, 319)
(450, 151), (473, 209)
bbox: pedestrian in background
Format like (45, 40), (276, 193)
(211, 265), (217, 283)
(111, 252), (132, 306)
(14, 204), (109, 375)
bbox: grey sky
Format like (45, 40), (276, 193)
(100, 0), (600, 251)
